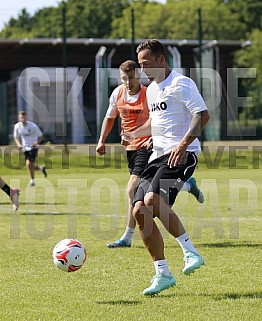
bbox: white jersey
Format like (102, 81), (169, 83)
(13, 121), (43, 151)
(146, 70), (207, 161)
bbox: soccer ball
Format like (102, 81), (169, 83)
(52, 239), (87, 272)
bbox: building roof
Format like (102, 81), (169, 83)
(0, 37), (243, 71)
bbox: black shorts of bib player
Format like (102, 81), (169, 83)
(127, 146), (152, 176)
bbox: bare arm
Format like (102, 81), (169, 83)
(122, 118), (152, 143)
(96, 117), (115, 155)
(167, 110), (210, 167)
(14, 137), (22, 150)
(134, 118), (151, 137)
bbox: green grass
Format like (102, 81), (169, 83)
(0, 146), (261, 321)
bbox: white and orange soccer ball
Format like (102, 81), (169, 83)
(52, 239), (87, 272)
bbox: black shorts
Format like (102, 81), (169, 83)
(24, 148), (38, 162)
(133, 152), (197, 206)
(126, 147), (152, 176)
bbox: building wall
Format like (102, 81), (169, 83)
(13, 67), (87, 144)
(0, 38), (250, 143)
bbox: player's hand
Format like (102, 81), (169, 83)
(96, 142), (106, 156)
(121, 133), (134, 147)
(167, 144), (187, 168)
(121, 133), (133, 144)
(121, 139), (129, 147)
(17, 145), (23, 151)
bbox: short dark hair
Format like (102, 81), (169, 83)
(119, 60), (138, 73)
(19, 111), (27, 116)
(136, 39), (168, 61)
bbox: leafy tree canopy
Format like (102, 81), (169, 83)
(0, 0), (130, 38)
(0, 0), (261, 41)
(0, 0), (261, 119)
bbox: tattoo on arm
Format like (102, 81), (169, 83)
(180, 110), (210, 146)
(189, 110), (210, 137)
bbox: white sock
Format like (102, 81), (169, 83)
(121, 226), (135, 241)
(154, 259), (171, 276)
(176, 232), (199, 256)
(30, 179), (35, 184)
(39, 166), (44, 171)
(180, 181), (190, 192)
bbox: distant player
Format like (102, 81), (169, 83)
(13, 111), (47, 186)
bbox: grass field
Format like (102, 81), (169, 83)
(0, 145), (261, 321)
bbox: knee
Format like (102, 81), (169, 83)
(132, 201), (143, 221)
(144, 193), (154, 208)
(144, 193), (160, 216)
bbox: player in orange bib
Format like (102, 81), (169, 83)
(96, 60), (204, 248)
(96, 60), (152, 248)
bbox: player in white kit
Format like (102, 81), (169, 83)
(13, 111), (47, 186)
(126, 39), (210, 295)
(97, 61), (205, 249)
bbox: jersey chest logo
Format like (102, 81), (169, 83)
(20, 128), (31, 136)
(119, 107), (143, 115)
(150, 101), (167, 112)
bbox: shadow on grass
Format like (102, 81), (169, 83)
(19, 212), (90, 216)
(133, 244), (175, 249)
(21, 201), (67, 205)
(199, 242), (262, 248)
(96, 300), (141, 305)
(137, 290), (262, 300)
(1, 201), (67, 206)
(20, 211), (94, 216)
(214, 291), (262, 300)
(20, 212), (57, 215)
(142, 293), (177, 299)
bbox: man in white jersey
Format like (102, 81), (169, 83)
(125, 39), (210, 295)
(13, 111), (47, 186)
(96, 60), (204, 249)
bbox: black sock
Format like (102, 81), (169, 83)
(2, 184), (11, 196)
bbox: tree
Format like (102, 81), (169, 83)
(0, 0), (130, 39)
(227, 0), (262, 35)
(1, 0), (261, 41)
(234, 29), (262, 119)
(157, 0), (246, 40)
(110, 1), (167, 39)
(110, 0), (247, 41)
(64, 0), (129, 38)
(0, 9), (35, 38)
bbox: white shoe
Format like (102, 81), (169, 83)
(30, 181), (35, 186)
(183, 251), (205, 275)
(143, 274), (176, 295)
(10, 188), (20, 211)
